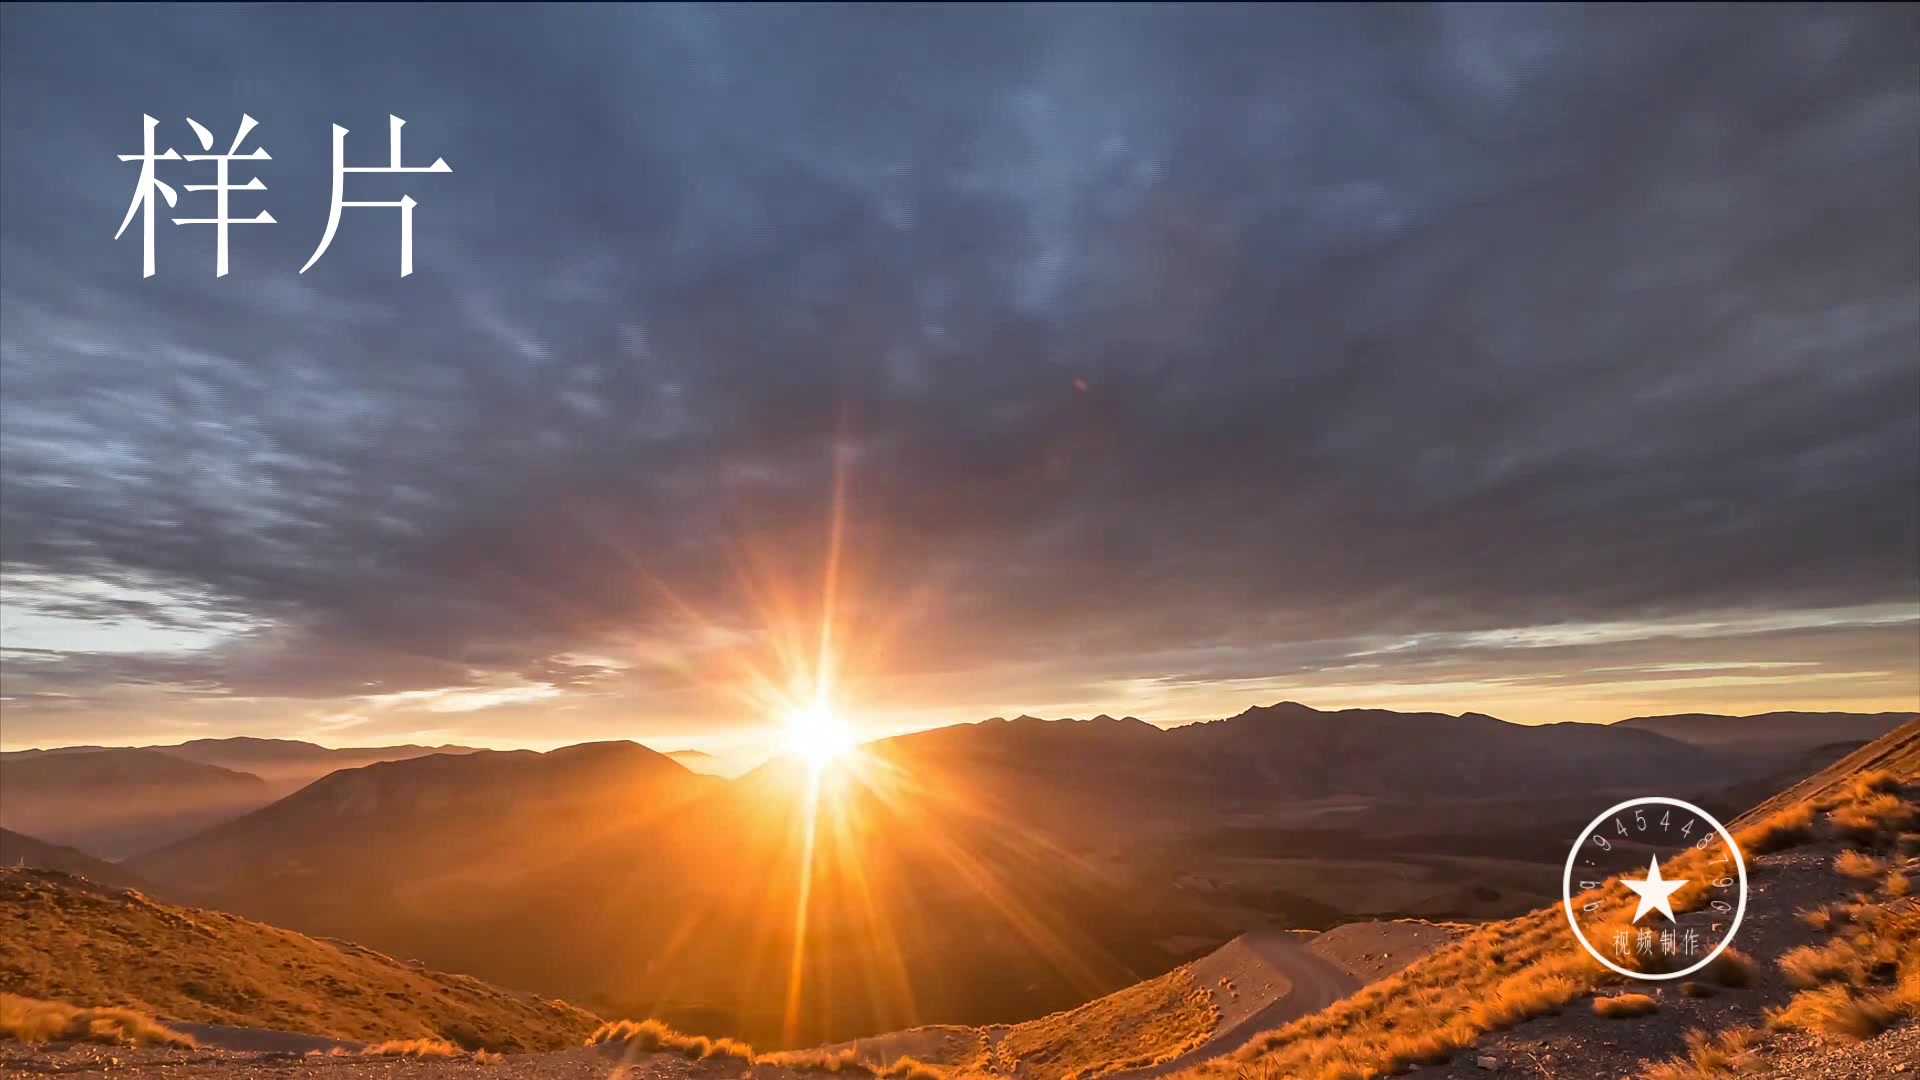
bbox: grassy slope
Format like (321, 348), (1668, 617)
(1164, 717), (1920, 1079)
(1734, 715), (1920, 826)
(0, 868), (598, 1052)
(991, 966), (1216, 1080)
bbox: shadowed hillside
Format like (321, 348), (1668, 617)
(0, 867), (599, 1051)
(117, 703), (1816, 1050)
(0, 829), (150, 892)
(134, 742), (714, 905)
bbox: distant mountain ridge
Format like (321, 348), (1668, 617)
(0, 748), (271, 860)
(1612, 709), (1915, 754)
(156, 736), (483, 792)
(0, 738), (494, 859)
(875, 701), (1745, 805)
(3, 736), (484, 797)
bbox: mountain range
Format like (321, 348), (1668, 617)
(3, 704), (1911, 1046)
(0, 749), (271, 860)
(5, 711), (1916, 1077)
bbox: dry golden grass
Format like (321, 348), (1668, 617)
(1766, 985), (1899, 1042)
(588, 1019), (951, 1078)
(1884, 870), (1910, 898)
(877, 1058), (949, 1080)
(1733, 803), (1816, 855)
(1592, 993), (1659, 1019)
(1830, 793), (1918, 845)
(0, 993), (196, 1048)
(1833, 850), (1889, 880)
(360, 1038), (466, 1057)
(1166, 747), (1918, 1080)
(1639, 1026), (1763, 1079)
(588, 1019), (757, 1065)
(1168, 900), (1609, 1079)
(995, 967), (1216, 1080)
(1767, 896), (1920, 1044)
(1848, 770), (1902, 796)
(1778, 942), (1843, 989)
(0, 869), (598, 1052)
(1798, 905), (1836, 932)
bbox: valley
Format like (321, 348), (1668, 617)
(1, 706), (1908, 1051)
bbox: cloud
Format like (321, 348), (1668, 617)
(1, 6), (1916, 744)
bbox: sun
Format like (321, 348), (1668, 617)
(784, 702), (856, 771)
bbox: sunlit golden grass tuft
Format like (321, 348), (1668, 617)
(1847, 770), (1902, 797)
(589, 1018), (951, 1078)
(1884, 870), (1910, 898)
(1767, 894), (1920, 1044)
(1639, 1026), (1763, 1080)
(1833, 850), (1889, 880)
(1766, 985), (1899, 1042)
(1778, 936), (1881, 990)
(587, 1018), (755, 1064)
(360, 1038), (465, 1057)
(1733, 803), (1815, 854)
(0, 993), (196, 1048)
(759, 1046), (865, 1074)
(1592, 993), (1659, 1019)
(1798, 905), (1836, 931)
(878, 1057), (948, 1080)
(1830, 793), (1917, 845)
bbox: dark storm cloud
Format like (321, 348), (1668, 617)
(1, 4), (1916, 720)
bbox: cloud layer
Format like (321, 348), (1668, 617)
(2, 5), (1916, 748)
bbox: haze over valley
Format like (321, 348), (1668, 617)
(5, 704), (1910, 1047)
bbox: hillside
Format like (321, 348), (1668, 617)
(112, 705), (1814, 1049)
(133, 742), (713, 901)
(130, 739), (1217, 1048)
(819, 920), (1461, 1080)
(0, 749), (272, 859)
(1166, 716), (1920, 1079)
(5, 716), (1916, 1080)
(0, 867), (598, 1051)
(0, 829), (149, 892)
(1615, 710), (1915, 755)
(1736, 714), (1920, 827)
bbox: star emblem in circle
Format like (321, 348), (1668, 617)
(1621, 855), (1690, 924)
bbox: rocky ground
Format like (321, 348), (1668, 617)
(1422, 840), (1919, 1080)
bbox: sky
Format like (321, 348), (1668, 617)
(1, 5), (1917, 758)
